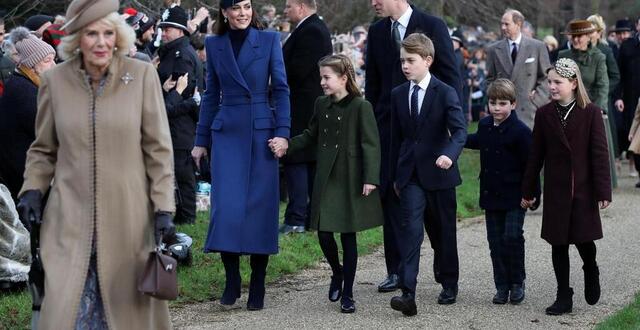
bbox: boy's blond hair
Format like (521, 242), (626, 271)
(487, 79), (517, 103)
(401, 33), (435, 59)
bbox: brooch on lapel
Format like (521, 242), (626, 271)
(175, 50), (181, 58)
(121, 72), (134, 85)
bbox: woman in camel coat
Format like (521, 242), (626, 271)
(18, 1), (175, 328)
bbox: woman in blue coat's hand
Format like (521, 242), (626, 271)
(191, 0), (290, 311)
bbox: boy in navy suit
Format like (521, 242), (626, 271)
(465, 79), (538, 305)
(389, 33), (467, 316)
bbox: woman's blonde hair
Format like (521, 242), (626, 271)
(318, 54), (362, 97)
(587, 14), (608, 46)
(547, 58), (592, 109)
(58, 12), (135, 61)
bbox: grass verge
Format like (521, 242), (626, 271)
(0, 122), (482, 329)
(596, 293), (640, 329)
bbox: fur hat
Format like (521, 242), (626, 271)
(62, 0), (120, 34)
(10, 27), (55, 68)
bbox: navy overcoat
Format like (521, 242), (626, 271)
(195, 28), (291, 254)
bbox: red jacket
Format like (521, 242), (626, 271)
(522, 102), (611, 245)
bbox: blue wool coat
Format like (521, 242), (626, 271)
(195, 28), (290, 255)
(465, 112), (537, 210)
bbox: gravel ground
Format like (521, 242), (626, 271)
(171, 172), (640, 330)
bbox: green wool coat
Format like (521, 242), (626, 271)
(558, 45), (609, 110)
(289, 95), (383, 233)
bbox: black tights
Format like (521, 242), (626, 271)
(551, 241), (597, 292)
(318, 231), (357, 298)
(219, 252), (269, 304)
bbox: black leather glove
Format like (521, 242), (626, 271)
(17, 190), (43, 232)
(154, 211), (176, 245)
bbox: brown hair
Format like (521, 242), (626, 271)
(318, 54), (362, 97)
(213, 7), (264, 35)
(487, 78), (517, 103)
(401, 33), (435, 60)
(546, 65), (591, 109)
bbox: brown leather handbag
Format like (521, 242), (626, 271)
(138, 247), (179, 300)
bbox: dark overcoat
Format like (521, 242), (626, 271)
(465, 112), (536, 210)
(390, 77), (467, 191)
(195, 28), (290, 255)
(0, 72), (37, 200)
(365, 6), (462, 193)
(289, 95), (383, 233)
(522, 102), (611, 245)
(281, 13), (332, 163)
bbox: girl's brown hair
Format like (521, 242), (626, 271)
(318, 54), (362, 97)
(213, 5), (264, 35)
(546, 58), (591, 109)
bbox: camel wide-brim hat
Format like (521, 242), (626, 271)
(61, 0), (120, 34)
(561, 20), (596, 35)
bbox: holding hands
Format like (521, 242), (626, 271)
(268, 137), (289, 158)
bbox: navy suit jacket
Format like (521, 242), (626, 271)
(465, 113), (537, 210)
(391, 77), (467, 191)
(365, 6), (462, 193)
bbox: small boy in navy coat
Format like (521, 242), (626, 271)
(465, 78), (538, 305)
(389, 33), (467, 316)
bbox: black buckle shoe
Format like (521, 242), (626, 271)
(390, 292), (417, 316)
(329, 275), (343, 302)
(437, 286), (458, 305)
(492, 288), (509, 304)
(340, 296), (356, 313)
(545, 288), (574, 315)
(377, 274), (399, 292)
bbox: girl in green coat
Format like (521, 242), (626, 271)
(271, 54), (383, 313)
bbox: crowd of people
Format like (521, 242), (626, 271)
(0, 0), (637, 328)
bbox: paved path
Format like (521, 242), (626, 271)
(171, 171), (640, 329)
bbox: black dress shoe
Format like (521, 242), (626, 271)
(329, 275), (343, 302)
(492, 289), (509, 304)
(377, 274), (399, 292)
(340, 296), (356, 313)
(509, 283), (525, 304)
(583, 265), (600, 305)
(279, 224), (305, 235)
(437, 286), (458, 305)
(390, 293), (417, 316)
(545, 287), (573, 315)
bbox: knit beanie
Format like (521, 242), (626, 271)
(10, 27), (56, 69)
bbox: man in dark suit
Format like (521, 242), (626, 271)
(366, 0), (462, 293)
(280, 0), (333, 234)
(390, 33), (467, 315)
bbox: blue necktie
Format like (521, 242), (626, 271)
(411, 85), (420, 123)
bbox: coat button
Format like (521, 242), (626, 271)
(336, 130), (340, 134)
(335, 144), (338, 148)
(323, 128), (328, 133)
(325, 114), (329, 118)
(337, 116), (341, 121)
(323, 143), (327, 147)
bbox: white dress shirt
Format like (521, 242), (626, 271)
(408, 72), (432, 115)
(390, 6), (413, 40)
(509, 33), (522, 53)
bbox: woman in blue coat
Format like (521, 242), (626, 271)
(191, 0), (290, 311)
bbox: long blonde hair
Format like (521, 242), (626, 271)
(318, 54), (362, 97)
